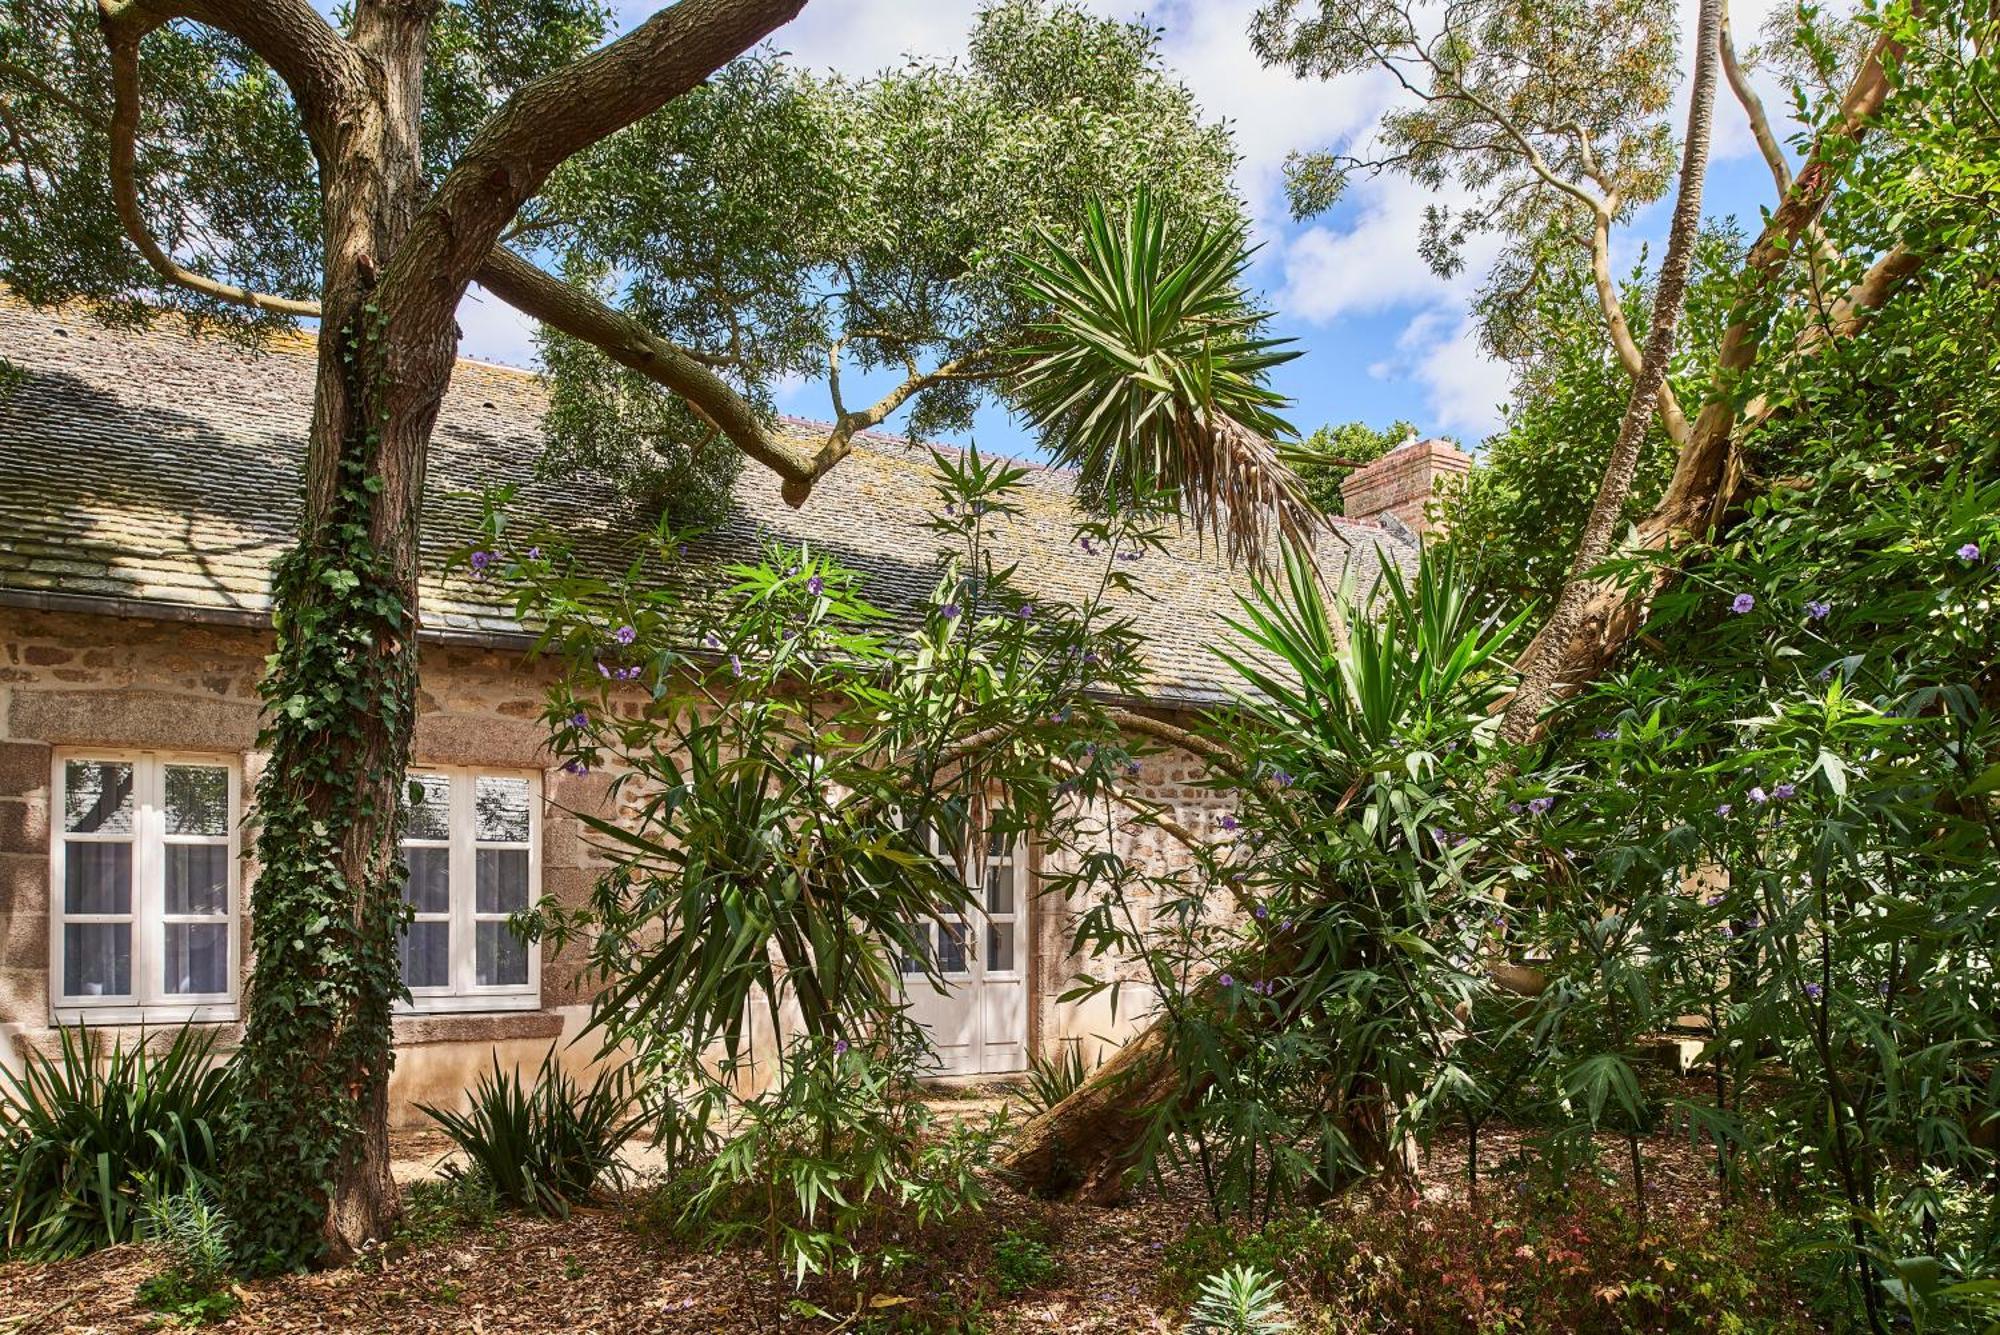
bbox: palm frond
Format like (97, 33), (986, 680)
(1013, 189), (1318, 568)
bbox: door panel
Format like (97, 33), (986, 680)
(900, 836), (1029, 1076)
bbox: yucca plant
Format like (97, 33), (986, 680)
(0, 1024), (233, 1259)
(1020, 1042), (1093, 1117)
(420, 1046), (643, 1217)
(1014, 188), (1315, 567)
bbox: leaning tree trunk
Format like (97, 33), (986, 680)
(226, 2), (445, 1265)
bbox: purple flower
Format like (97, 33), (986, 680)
(1126, 761), (1141, 778)
(527, 546), (542, 560)
(1804, 983), (1824, 1000)
(1720, 924), (1734, 938)
(1772, 782), (1796, 801)
(1018, 603), (1035, 620)
(1507, 802), (1525, 815)
(1957, 542), (1982, 563)
(622, 666), (642, 681)
(614, 624), (637, 645)
(1079, 537), (1094, 553)
(702, 631), (721, 649)
(570, 711), (589, 728)
(1593, 728), (1616, 740)
(1715, 803), (1732, 818)
(676, 543), (688, 558)
(939, 602), (961, 619)
(1270, 769), (1294, 788)
(1527, 795), (1555, 816)
(806, 575), (824, 596)
(1730, 593), (1756, 615)
(729, 654), (742, 677)
(562, 759), (589, 775)
(1704, 893), (1724, 907)
(1806, 600), (1831, 621)
(1218, 973), (1235, 989)
(1220, 814), (1239, 831)
(596, 661), (611, 678)
(1253, 904), (1268, 920)
(1747, 786), (1769, 805)
(833, 1038), (850, 1056)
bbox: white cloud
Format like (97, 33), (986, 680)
(454, 285), (543, 370)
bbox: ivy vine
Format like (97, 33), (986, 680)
(225, 303), (418, 1270)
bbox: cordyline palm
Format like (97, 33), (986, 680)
(1014, 189), (1319, 567)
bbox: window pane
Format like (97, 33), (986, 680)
(165, 844), (229, 915)
(404, 773), (452, 841)
(64, 761), (133, 834)
(164, 922), (229, 994)
(63, 922), (131, 997)
(936, 918), (969, 974)
(476, 921), (528, 987)
(400, 846), (450, 913)
(400, 921), (449, 989)
(987, 921), (1014, 973)
(164, 765), (229, 836)
(898, 922), (932, 975)
(64, 842), (131, 914)
(985, 863), (1014, 915)
(476, 848), (529, 914)
(474, 777), (530, 843)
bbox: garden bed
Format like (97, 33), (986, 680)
(0, 1122), (1817, 1334)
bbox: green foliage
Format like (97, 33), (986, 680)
(1167, 1193), (1814, 1334)
(387, 1174), (500, 1255)
(1288, 420), (1409, 516)
(0, 1025), (233, 1260)
(1013, 189), (1312, 560)
(991, 1225), (1061, 1296)
(462, 450), (1154, 1284)
(1020, 1043), (1094, 1118)
(419, 1048), (642, 1217)
(529, 0), (1243, 498)
(1184, 1264), (1294, 1334)
(1440, 226), (1744, 616)
(136, 1185), (241, 1326)
(676, 1037), (1002, 1287)
(225, 306), (419, 1270)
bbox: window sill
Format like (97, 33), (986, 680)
(392, 1008), (564, 1047)
(50, 1001), (239, 1027)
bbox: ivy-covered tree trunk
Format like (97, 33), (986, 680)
(227, 1), (447, 1266)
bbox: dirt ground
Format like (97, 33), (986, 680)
(0, 1118), (1735, 1335)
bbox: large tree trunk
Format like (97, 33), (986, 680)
(228, 0), (441, 1265)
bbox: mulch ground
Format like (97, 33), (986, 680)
(0, 1124), (1731, 1334)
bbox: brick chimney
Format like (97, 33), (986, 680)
(1339, 437), (1471, 536)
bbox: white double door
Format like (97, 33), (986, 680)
(900, 835), (1028, 1076)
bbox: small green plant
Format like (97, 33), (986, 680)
(992, 1225), (1061, 1297)
(135, 1185), (240, 1326)
(388, 1173), (499, 1253)
(1020, 1043), (1093, 1118)
(1184, 1264), (1294, 1334)
(420, 1046), (642, 1217)
(0, 1024), (233, 1258)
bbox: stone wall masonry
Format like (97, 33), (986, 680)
(0, 604), (1227, 1110)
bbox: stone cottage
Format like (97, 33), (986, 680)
(0, 296), (1466, 1122)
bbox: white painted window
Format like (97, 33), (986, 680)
(397, 768), (540, 1013)
(51, 753), (239, 1023)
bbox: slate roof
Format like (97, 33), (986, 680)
(0, 296), (1414, 707)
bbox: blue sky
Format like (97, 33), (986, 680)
(448, 0), (1805, 462)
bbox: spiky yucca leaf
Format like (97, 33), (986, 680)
(1014, 190), (1316, 567)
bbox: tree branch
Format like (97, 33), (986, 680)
(97, 0), (360, 151)
(1496, 26), (1915, 721)
(1586, 195), (1693, 448)
(1719, 3), (1793, 197)
(100, 16), (323, 318)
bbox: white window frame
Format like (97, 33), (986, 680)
(395, 766), (542, 1015)
(49, 751), (241, 1025)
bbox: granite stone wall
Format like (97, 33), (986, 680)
(0, 604), (1223, 1116)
